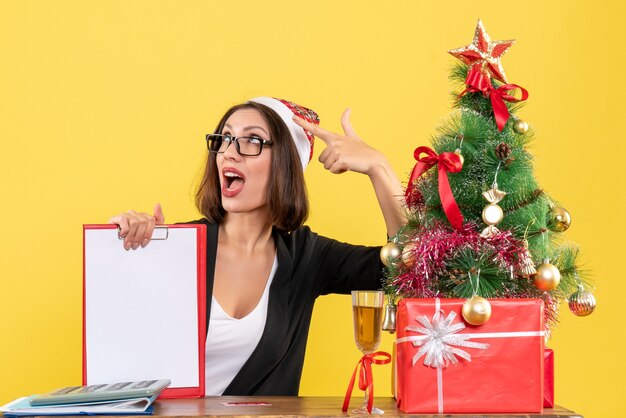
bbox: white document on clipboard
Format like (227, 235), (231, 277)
(83, 224), (206, 398)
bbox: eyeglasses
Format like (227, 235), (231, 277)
(205, 133), (273, 156)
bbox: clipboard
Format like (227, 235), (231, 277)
(83, 224), (206, 398)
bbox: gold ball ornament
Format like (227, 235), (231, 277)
(380, 242), (401, 267)
(513, 119), (529, 134)
(401, 242), (418, 268)
(568, 289), (596, 316)
(482, 203), (504, 225)
(454, 148), (464, 167)
(533, 263), (561, 291)
(462, 296), (492, 325)
(547, 206), (572, 232)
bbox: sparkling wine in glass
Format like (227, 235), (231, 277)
(351, 290), (384, 414)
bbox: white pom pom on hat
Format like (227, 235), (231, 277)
(248, 97), (320, 170)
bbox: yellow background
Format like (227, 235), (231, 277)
(1, 1), (624, 417)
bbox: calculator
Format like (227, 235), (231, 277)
(29, 379), (171, 406)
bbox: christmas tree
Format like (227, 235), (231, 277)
(382, 20), (596, 332)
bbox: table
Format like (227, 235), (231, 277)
(153, 397), (583, 417)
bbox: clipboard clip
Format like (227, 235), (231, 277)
(117, 226), (169, 241)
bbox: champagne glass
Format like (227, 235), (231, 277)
(351, 290), (384, 414)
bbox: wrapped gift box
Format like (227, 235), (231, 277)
(544, 348), (555, 408)
(396, 298), (544, 414)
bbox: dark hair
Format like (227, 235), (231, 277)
(195, 102), (309, 232)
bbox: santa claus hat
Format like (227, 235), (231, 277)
(249, 97), (319, 170)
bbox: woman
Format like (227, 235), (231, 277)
(109, 97), (404, 396)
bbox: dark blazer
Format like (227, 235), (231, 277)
(190, 219), (383, 395)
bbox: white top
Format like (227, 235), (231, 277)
(204, 254), (278, 396)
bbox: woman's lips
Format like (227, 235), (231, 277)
(222, 167), (245, 198)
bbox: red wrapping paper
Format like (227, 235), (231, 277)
(396, 298), (544, 414)
(544, 348), (555, 408)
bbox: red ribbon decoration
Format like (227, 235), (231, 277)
(405, 146), (464, 230)
(462, 67), (529, 131)
(342, 351), (391, 413)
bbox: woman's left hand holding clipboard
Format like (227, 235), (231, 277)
(109, 203), (165, 250)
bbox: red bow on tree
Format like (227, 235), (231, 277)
(342, 351), (391, 414)
(461, 67), (529, 131)
(405, 146), (464, 230)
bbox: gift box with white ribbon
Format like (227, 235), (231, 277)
(396, 298), (544, 414)
(544, 348), (555, 408)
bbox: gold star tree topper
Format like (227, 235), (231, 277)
(448, 20), (515, 84)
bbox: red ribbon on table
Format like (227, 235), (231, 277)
(342, 351), (391, 414)
(405, 146), (464, 230)
(461, 67), (529, 131)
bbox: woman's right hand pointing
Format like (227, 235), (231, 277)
(293, 109), (384, 176)
(109, 203), (165, 250)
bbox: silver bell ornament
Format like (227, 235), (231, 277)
(382, 302), (397, 333)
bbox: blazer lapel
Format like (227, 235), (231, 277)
(204, 222), (219, 336)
